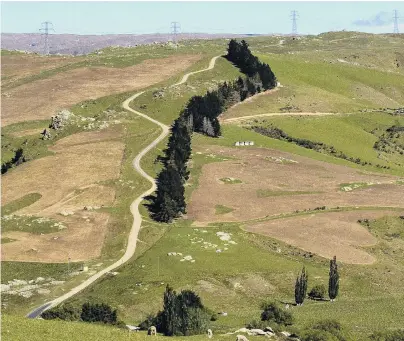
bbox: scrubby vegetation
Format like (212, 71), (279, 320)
(372, 125), (404, 160)
(1, 148), (26, 174)
(259, 301), (294, 326)
(41, 302), (121, 327)
(139, 285), (211, 336)
(308, 285), (326, 301)
(41, 304), (81, 321)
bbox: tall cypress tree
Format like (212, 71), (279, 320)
(163, 285), (177, 336)
(151, 165), (185, 223)
(295, 266), (308, 306)
(160, 286), (209, 336)
(164, 116), (192, 181)
(328, 256), (339, 302)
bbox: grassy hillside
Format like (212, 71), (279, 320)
(237, 112), (404, 175)
(64, 213), (404, 339)
(2, 33), (404, 340)
(246, 31), (404, 75)
(2, 314), (277, 341)
(224, 53), (404, 117)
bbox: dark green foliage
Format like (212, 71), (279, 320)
(164, 115), (193, 180)
(295, 266), (308, 305)
(148, 115), (191, 223)
(308, 284), (326, 300)
(149, 166), (186, 223)
(328, 256), (339, 301)
(226, 39), (276, 90)
(139, 314), (158, 330)
(149, 41), (277, 222)
(372, 125), (404, 156)
(1, 148), (26, 174)
(41, 302), (119, 326)
(301, 320), (347, 341)
(162, 284), (178, 336)
(41, 304), (80, 321)
(260, 301), (294, 326)
(147, 285), (210, 336)
(370, 330), (404, 341)
(80, 302), (118, 325)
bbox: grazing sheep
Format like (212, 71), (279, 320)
(207, 329), (213, 338)
(148, 326), (157, 336)
(236, 335), (249, 341)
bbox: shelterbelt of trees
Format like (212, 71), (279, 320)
(148, 40), (277, 222)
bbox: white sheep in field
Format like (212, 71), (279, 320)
(207, 329), (213, 338)
(236, 335), (249, 341)
(148, 326), (157, 336)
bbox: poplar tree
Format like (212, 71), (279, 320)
(163, 285), (177, 336)
(295, 266), (308, 305)
(328, 256), (339, 302)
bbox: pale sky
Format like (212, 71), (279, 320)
(1, 1), (404, 35)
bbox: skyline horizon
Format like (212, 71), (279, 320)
(2, 29), (402, 36)
(1, 2), (403, 36)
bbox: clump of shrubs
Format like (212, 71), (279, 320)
(308, 284), (326, 300)
(41, 304), (80, 321)
(41, 302), (123, 327)
(260, 301), (294, 326)
(139, 285), (211, 336)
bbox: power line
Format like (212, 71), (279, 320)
(290, 10), (299, 36)
(171, 21), (181, 45)
(393, 10), (400, 34)
(39, 21), (55, 55)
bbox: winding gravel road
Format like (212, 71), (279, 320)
(27, 55), (221, 318)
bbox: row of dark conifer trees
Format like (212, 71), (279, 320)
(226, 39), (277, 90)
(148, 40), (277, 222)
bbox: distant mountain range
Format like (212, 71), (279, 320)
(1, 33), (270, 55)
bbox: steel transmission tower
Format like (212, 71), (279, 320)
(40, 21), (54, 55)
(171, 21), (181, 45)
(393, 10), (400, 34)
(290, 10), (299, 36)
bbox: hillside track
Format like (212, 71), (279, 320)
(222, 111), (341, 123)
(27, 55), (221, 318)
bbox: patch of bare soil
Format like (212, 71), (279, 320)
(245, 210), (404, 264)
(1, 54), (201, 126)
(1, 127), (125, 262)
(1, 211), (110, 262)
(1, 54), (83, 85)
(188, 145), (403, 224)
